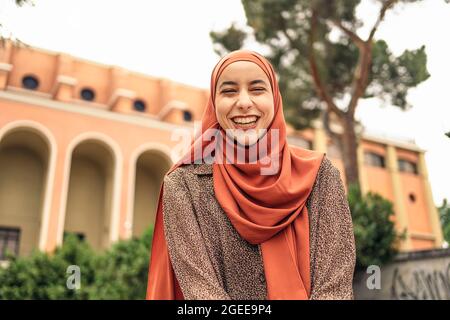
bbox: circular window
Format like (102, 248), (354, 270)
(409, 193), (416, 203)
(21, 75), (39, 90)
(133, 99), (146, 112)
(80, 88), (95, 101)
(183, 110), (192, 122)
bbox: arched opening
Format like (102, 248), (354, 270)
(0, 129), (49, 259)
(64, 140), (115, 251)
(132, 150), (171, 238)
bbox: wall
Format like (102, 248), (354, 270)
(353, 248), (450, 300)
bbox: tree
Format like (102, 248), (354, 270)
(0, 227), (153, 299)
(88, 226), (153, 299)
(438, 198), (450, 245)
(0, 0), (33, 45)
(0, 234), (96, 299)
(347, 183), (405, 270)
(210, 0), (444, 190)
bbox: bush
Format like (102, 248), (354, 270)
(0, 233), (96, 299)
(89, 226), (153, 299)
(438, 198), (450, 244)
(0, 227), (153, 300)
(347, 183), (405, 271)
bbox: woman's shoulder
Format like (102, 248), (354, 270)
(309, 155), (344, 199)
(162, 163), (214, 209)
(317, 155), (340, 179)
(164, 163), (213, 185)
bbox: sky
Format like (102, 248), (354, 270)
(0, 0), (449, 206)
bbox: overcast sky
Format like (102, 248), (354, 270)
(0, 0), (449, 206)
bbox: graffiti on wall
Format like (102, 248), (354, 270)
(390, 262), (450, 300)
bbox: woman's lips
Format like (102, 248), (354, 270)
(230, 116), (260, 130)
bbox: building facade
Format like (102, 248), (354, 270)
(0, 42), (443, 260)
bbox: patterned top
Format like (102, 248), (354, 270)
(161, 156), (356, 300)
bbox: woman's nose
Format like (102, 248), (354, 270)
(236, 90), (253, 110)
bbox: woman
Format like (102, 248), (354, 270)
(146, 50), (356, 300)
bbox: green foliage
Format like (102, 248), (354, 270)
(0, 234), (95, 299)
(438, 198), (450, 244)
(347, 183), (405, 270)
(211, 0), (434, 130)
(88, 226), (153, 300)
(15, 0), (33, 6)
(0, 227), (153, 300)
(368, 41), (430, 109)
(210, 23), (247, 57)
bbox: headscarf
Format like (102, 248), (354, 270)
(146, 50), (325, 300)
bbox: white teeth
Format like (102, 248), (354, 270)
(232, 116), (258, 124)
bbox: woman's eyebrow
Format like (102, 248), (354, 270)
(219, 81), (238, 88)
(249, 79), (267, 86)
(219, 79), (267, 88)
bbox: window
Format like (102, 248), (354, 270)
(80, 88), (96, 101)
(0, 227), (20, 260)
(133, 99), (146, 112)
(183, 110), (193, 122)
(21, 75), (39, 90)
(63, 231), (86, 242)
(364, 152), (385, 168)
(398, 159), (418, 174)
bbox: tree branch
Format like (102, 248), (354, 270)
(308, 10), (344, 119)
(331, 19), (365, 50)
(368, 0), (398, 41)
(347, 42), (371, 117)
(346, 0), (399, 116)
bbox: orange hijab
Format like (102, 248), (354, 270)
(146, 50), (325, 300)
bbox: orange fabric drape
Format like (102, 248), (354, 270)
(146, 50), (324, 300)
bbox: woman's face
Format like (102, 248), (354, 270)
(214, 61), (275, 146)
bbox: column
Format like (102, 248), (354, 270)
(386, 144), (412, 251)
(418, 152), (444, 248)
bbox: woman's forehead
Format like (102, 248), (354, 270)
(216, 60), (270, 84)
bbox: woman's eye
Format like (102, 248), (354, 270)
(222, 89), (236, 94)
(221, 88), (265, 94)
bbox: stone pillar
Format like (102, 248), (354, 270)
(418, 152), (444, 248)
(312, 120), (327, 153)
(109, 88), (136, 113)
(386, 144), (412, 251)
(52, 75), (77, 102)
(0, 63), (13, 90)
(357, 144), (369, 195)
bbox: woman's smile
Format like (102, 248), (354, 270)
(230, 115), (261, 130)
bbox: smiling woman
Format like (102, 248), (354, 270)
(214, 61), (274, 146)
(146, 50), (356, 300)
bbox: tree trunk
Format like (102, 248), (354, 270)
(340, 114), (360, 188)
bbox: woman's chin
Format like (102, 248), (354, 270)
(223, 127), (267, 148)
(234, 134), (260, 148)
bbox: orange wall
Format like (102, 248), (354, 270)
(2, 43), (209, 121)
(9, 46), (58, 94)
(0, 97), (183, 251)
(71, 60), (111, 104)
